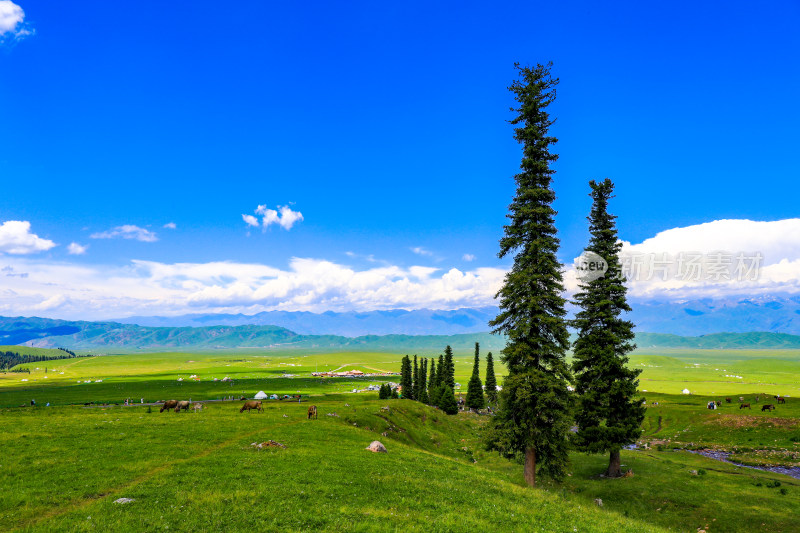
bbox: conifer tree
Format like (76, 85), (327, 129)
(411, 355), (419, 401)
(485, 351), (498, 404)
(484, 62), (573, 487)
(391, 387), (399, 399)
(571, 178), (645, 477)
(443, 345), (455, 390)
(436, 354), (445, 386)
(418, 358), (429, 404)
(466, 342), (485, 410)
(428, 357), (437, 402)
(400, 355), (413, 399)
(438, 385), (458, 415)
(378, 383), (389, 399)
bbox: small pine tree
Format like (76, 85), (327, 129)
(485, 351), (498, 403)
(411, 355), (419, 401)
(443, 345), (455, 390)
(428, 357), (437, 398)
(378, 383), (388, 399)
(437, 354), (445, 386)
(400, 355), (413, 399)
(466, 342), (485, 410)
(439, 385), (458, 415)
(390, 387), (399, 399)
(419, 358), (429, 404)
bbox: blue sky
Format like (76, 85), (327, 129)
(1, 1), (799, 319)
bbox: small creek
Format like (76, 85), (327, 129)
(688, 449), (800, 480)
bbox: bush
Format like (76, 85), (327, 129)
(766, 480), (782, 488)
(780, 488), (788, 495)
(697, 469), (707, 476)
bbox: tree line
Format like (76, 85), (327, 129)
(0, 348), (84, 371)
(388, 342), (498, 416)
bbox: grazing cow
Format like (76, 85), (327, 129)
(725, 398), (732, 403)
(715, 401), (721, 407)
(240, 400), (263, 413)
(739, 397), (745, 402)
(762, 404), (775, 412)
(160, 400), (179, 413)
(307, 405), (318, 419)
(739, 403), (751, 409)
(777, 397), (786, 404)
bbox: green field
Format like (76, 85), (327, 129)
(2, 347), (799, 531)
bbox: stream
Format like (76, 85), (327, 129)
(688, 449), (800, 480)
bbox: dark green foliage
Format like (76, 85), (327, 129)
(412, 355), (419, 401)
(418, 359), (429, 404)
(390, 387), (399, 399)
(400, 355), (413, 399)
(429, 380), (442, 407)
(378, 383), (390, 400)
(427, 358), (437, 403)
(466, 342), (485, 410)
(0, 348), (84, 371)
(485, 62), (572, 485)
(571, 179), (645, 477)
(485, 351), (498, 403)
(443, 345), (455, 390)
(439, 385), (458, 415)
(436, 354), (445, 386)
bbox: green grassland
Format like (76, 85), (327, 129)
(2, 347), (800, 531)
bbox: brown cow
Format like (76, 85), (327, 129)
(307, 405), (317, 419)
(160, 400), (179, 413)
(739, 403), (750, 409)
(174, 400), (190, 412)
(240, 400), (263, 413)
(762, 404), (775, 412)
(777, 397), (786, 404)
(725, 398), (732, 403)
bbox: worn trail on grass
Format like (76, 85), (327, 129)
(10, 418), (305, 532)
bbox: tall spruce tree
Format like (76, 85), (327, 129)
(419, 358), (429, 404)
(400, 355), (413, 399)
(436, 354), (445, 385)
(484, 62), (573, 487)
(428, 358), (437, 398)
(466, 342), (485, 410)
(443, 345), (455, 390)
(485, 351), (498, 404)
(571, 178), (645, 477)
(416, 354), (419, 400)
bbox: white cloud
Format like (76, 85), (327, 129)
(0, 1), (32, 40)
(462, 254), (476, 262)
(249, 204), (304, 230)
(163, 222), (177, 229)
(242, 214), (259, 227)
(0, 221), (56, 254)
(411, 247), (433, 257)
(67, 242), (88, 255)
(565, 218), (800, 300)
(0, 255), (506, 319)
(90, 225), (158, 243)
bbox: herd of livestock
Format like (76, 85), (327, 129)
(706, 394), (788, 412)
(158, 397), (320, 419)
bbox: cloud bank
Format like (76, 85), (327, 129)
(0, 221), (56, 254)
(0, 1), (32, 41)
(90, 225), (158, 242)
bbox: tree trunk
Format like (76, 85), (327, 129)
(524, 447), (536, 486)
(606, 449), (622, 477)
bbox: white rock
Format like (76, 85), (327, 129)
(366, 441), (387, 453)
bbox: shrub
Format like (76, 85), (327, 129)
(697, 469), (707, 476)
(780, 488), (788, 495)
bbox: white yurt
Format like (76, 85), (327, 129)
(254, 391), (268, 400)
(681, 388), (691, 395)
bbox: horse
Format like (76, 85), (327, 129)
(762, 404), (775, 412)
(307, 405), (318, 419)
(739, 403), (750, 409)
(725, 398), (732, 403)
(715, 401), (721, 407)
(777, 397), (786, 404)
(160, 400), (179, 413)
(240, 400), (263, 413)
